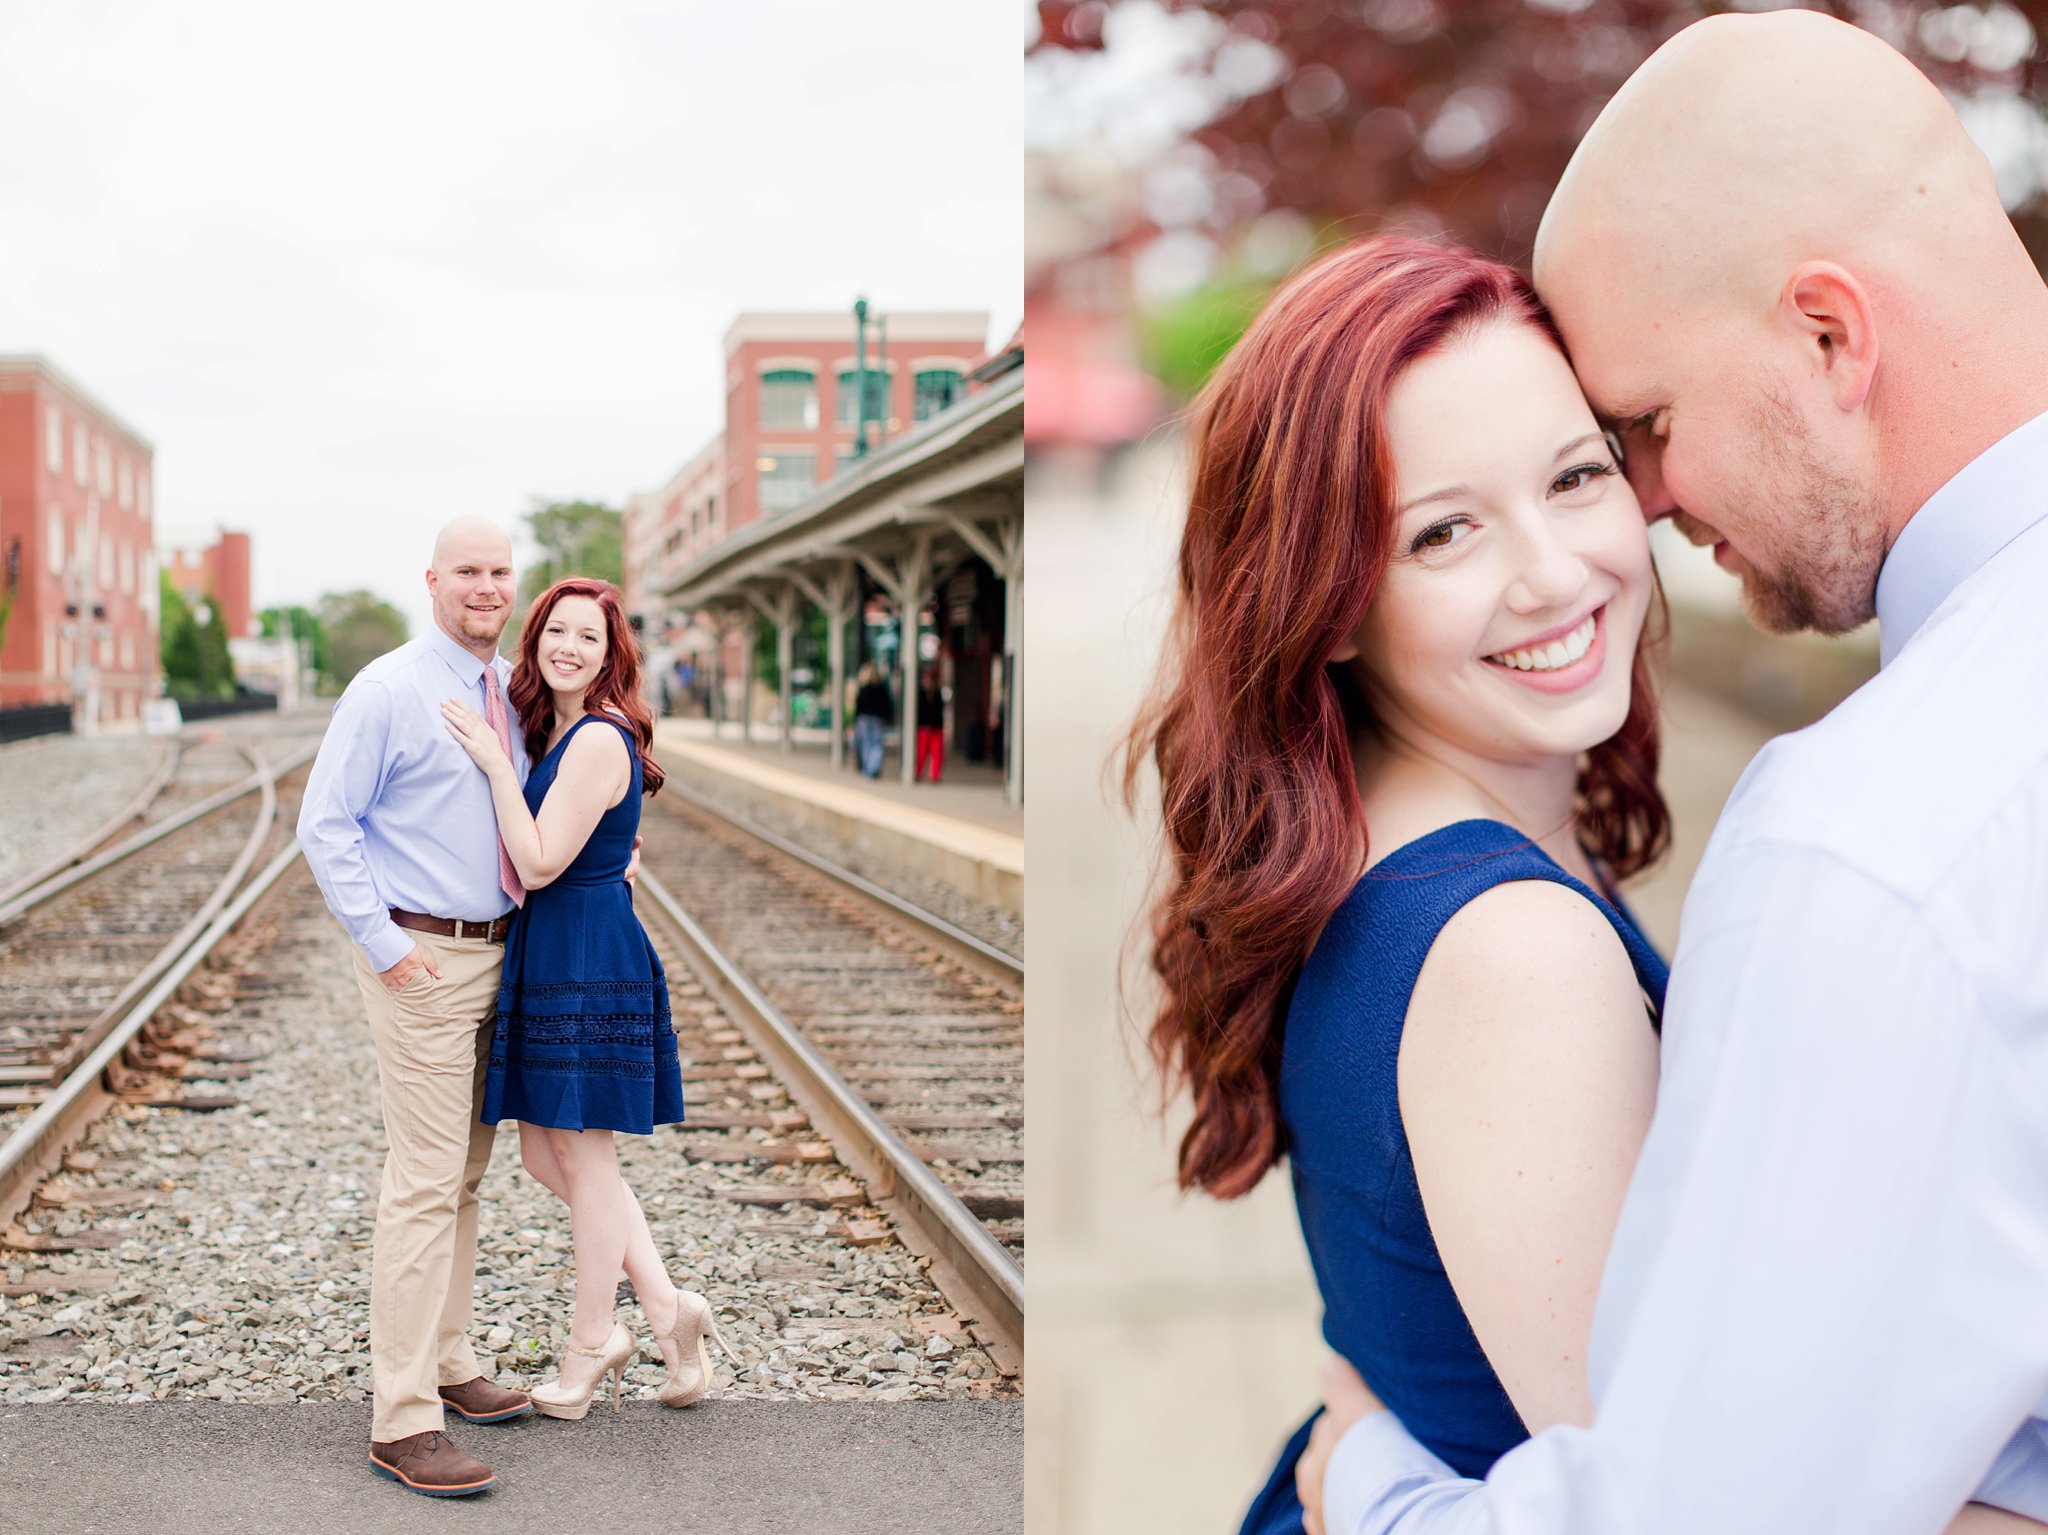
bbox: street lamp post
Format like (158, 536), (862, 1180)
(192, 599), (212, 702)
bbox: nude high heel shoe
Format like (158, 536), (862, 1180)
(530, 1320), (635, 1420)
(651, 1290), (738, 1408)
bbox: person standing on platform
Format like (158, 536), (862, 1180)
(298, 516), (536, 1499)
(853, 661), (892, 779)
(914, 668), (945, 784)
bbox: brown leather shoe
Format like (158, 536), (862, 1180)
(438, 1376), (534, 1423)
(368, 1431), (496, 1497)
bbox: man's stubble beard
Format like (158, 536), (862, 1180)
(1734, 392), (1884, 637)
(459, 607), (511, 646)
(436, 591), (512, 651)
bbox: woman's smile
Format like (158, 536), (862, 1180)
(1481, 604), (1608, 695)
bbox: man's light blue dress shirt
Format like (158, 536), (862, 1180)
(1326, 409), (2048, 1534)
(297, 624), (529, 973)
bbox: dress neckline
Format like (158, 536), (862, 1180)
(539, 710), (628, 765)
(1364, 817), (1627, 911)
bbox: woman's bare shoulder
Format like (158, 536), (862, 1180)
(1404, 878), (1649, 1062)
(559, 715), (632, 774)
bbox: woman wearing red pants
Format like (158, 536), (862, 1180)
(914, 669), (945, 783)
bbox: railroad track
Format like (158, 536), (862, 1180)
(0, 734), (317, 1232)
(2, 725), (1025, 1384)
(637, 785), (1025, 1373)
(0, 742), (181, 911)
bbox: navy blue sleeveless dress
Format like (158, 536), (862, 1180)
(1239, 819), (1668, 1534)
(481, 713), (685, 1135)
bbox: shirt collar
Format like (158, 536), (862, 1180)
(425, 621), (502, 689)
(1876, 408), (2048, 666)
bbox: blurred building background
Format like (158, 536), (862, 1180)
(1022, 3), (2048, 1530)
(623, 308), (1026, 801)
(165, 531), (254, 643)
(0, 357), (159, 727)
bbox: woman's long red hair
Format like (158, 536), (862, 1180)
(509, 577), (667, 796)
(1123, 236), (1668, 1200)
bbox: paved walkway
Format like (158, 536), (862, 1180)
(655, 722), (1023, 919)
(0, 1401), (1021, 1534)
(663, 718), (1021, 840)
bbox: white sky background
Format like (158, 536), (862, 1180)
(1, 0), (1023, 639)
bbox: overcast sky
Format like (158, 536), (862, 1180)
(2, 0), (1021, 638)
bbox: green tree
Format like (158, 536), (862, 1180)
(158, 572), (236, 701)
(508, 499), (623, 651)
(318, 589), (409, 688)
(259, 604), (330, 683)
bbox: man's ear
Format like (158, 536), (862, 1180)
(1782, 262), (1878, 411)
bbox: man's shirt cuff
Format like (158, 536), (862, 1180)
(1326, 1411), (1461, 1535)
(362, 921), (414, 972)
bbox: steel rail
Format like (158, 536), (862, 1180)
(660, 782), (1022, 989)
(637, 868), (1024, 1376)
(0, 743), (183, 910)
(0, 817), (303, 1232)
(0, 738), (318, 928)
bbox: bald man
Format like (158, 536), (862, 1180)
(1300, 13), (2048, 1535)
(299, 517), (535, 1495)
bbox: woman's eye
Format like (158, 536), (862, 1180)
(1410, 519), (1469, 553)
(1552, 462), (1617, 495)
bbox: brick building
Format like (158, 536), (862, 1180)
(625, 310), (989, 620)
(166, 530), (255, 639)
(724, 310), (988, 533)
(0, 357), (158, 723)
(624, 308), (990, 704)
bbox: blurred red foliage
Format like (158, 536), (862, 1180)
(1037, 0), (2048, 270)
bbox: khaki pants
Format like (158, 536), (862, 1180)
(350, 931), (503, 1442)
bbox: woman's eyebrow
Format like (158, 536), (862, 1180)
(1394, 484), (1469, 517)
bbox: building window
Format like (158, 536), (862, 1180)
(138, 469), (151, 520)
(913, 369), (965, 421)
(46, 507), (64, 575)
(759, 369), (818, 429)
(95, 439), (113, 496)
(119, 541), (135, 595)
(99, 538), (114, 590)
(118, 459), (134, 510)
(121, 631), (134, 670)
(756, 452), (816, 513)
(835, 369), (889, 427)
(45, 406), (63, 471)
(73, 424), (88, 487)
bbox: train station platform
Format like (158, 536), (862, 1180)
(652, 719), (1024, 917)
(0, 1400), (1021, 1533)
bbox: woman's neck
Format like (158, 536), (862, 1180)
(1357, 730), (1591, 880)
(551, 688), (591, 736)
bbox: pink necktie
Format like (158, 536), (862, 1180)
(480, 668), (525, 908)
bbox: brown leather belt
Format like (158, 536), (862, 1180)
(390, 908), (512, 944)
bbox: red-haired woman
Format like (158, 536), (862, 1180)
(1125, 238), (1670, 1532)
(441, 577), (733, 1421)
